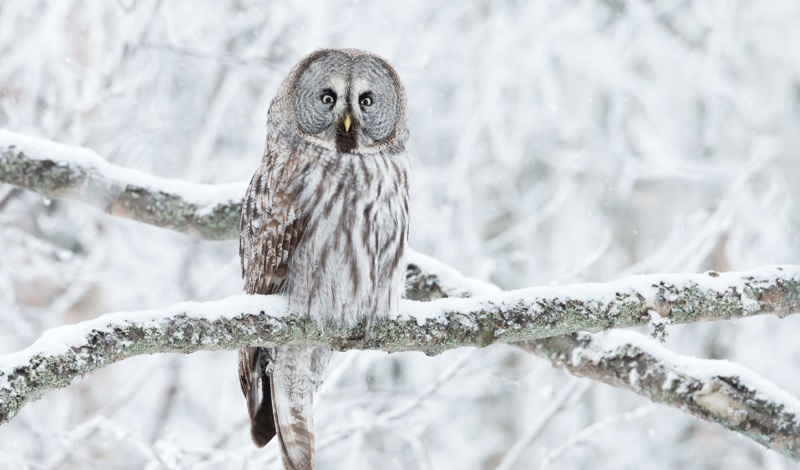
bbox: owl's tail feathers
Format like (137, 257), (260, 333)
(239, 347), (277, 447)
(271, 361), (316, 470)
(270, 344), (332, 470)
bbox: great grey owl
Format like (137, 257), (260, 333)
(238, 49), (410, 470)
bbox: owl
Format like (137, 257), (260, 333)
(238, 49), (410, 470)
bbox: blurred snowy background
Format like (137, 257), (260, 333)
(1, 1), (799, 468)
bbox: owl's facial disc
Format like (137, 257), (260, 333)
(292, 50), (402, 154)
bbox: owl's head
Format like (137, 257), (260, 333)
(270, 49), (408, 155)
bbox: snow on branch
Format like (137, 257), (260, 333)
(522, 332), (800, 461)
(0, 130), (245, 240)
(1, 264), (798, 429)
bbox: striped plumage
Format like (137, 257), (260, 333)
(238, 49), (409, 470)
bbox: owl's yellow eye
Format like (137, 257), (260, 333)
(360, 96), (374, 107)
(321, 93), (335, 105)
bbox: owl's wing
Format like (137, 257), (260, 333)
(239, 168), (305, 297)
(238, 165), (306, 447)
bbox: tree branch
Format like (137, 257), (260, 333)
(3, 131), (800, 460)
(413, 254), (800, 461)
(521, 332), (800, 460)
(416, 255), (800, 462)
(0, 130), (244, 240)
(1, 265), (798, 427)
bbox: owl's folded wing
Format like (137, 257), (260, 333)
(239, 164), (305, 296)
(238, 157), (307, 448)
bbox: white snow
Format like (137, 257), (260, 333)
(407, 249), (502, 297)
(473, 266), (795, 315)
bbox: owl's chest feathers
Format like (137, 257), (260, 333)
(283, 147), (409, 324)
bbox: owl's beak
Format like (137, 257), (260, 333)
(343, 114), (352, 133)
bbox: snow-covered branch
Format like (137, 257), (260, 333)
(0, 130), (245, 240)
(1, 264), (798, 428)
(522, 332), (800, 460)
(412, 256), (800, 460)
